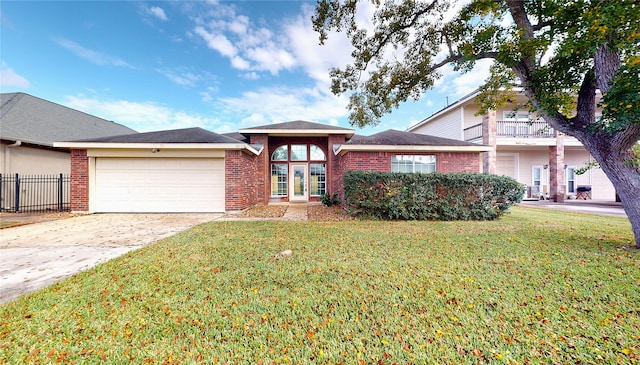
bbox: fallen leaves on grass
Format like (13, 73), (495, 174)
(1, 208), (637, 364)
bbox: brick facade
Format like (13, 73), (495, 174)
(225, 150), (259, 211)
(68, 142), (483, 212)
(332, 151), (481, 198)
(70, 149), (89, 212)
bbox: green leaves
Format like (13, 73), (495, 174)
(343, 171), (525, 220)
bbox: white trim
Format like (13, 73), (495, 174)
(459, 106), (465, 140)
(289, 163), (308, 202)
(334, 144), (492, 155)
(566, 166), (577, 194)
(407, 90), (481, 132)
(54, 142), (261, 155)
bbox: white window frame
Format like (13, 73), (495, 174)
(391, 155), (436, 173)
(566, 166), (576, 194)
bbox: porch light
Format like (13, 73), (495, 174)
(543, 164), (548, 169)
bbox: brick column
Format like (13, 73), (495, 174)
(482, 110), (497, 174)
(549, 132), (565, 202)
(327, 134), (344, 195)
(70, 149), (89, 212)
(249, 135), (269, 204)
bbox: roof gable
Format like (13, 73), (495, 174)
(239, 120), (355, 136)
(0, 92), (137, 147)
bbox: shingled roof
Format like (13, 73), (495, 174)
(72, 127), (242, 144)
(0, 92), (137, 147)
(238, 120), (355, 138)
(345, 129), (481, 146)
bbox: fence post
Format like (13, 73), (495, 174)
(14, 173), (20, 213)
(58, 173), (63, 212)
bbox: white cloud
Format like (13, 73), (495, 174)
(148, 6), (168, 21)
(284, 4), (355, 87)
(443, 59), (493, 97)
(193, 26), (237, 57)
(0, 61), (30, 88)
(156, 66), (218, 90)
(63, 95), (228, 133)
(216, 85), (351, 129)
(190, 4), (297, 76)
(53, 38), (133, 68)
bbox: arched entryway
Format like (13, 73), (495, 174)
(270, 143), (327, 202)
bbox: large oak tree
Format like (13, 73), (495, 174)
(313, 0), (640, 248)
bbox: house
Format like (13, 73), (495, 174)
(54, 120), (491, 213)
(407, 90), (617, 201)
(0, 92), (137, 175)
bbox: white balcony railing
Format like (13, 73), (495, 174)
(464, 121), (557, 141)
(496, 120), (555, 138)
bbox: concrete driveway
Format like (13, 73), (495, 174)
(0, 213), (221, 304)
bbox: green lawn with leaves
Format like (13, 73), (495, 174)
(1, 207), (638, 364)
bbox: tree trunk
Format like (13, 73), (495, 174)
(583, 136), (640, 249)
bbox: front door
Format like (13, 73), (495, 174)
(289, 163), (308, 202)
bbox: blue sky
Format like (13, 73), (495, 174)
(1, 0), (490, 135)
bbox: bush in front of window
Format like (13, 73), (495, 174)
(343, 171), (525, 220)
(321, 192), (341, 207)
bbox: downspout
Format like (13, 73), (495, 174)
(5, 140), (22, 174)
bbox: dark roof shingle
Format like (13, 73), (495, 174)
(0, 92), (137, 146)
(73, 127), (242, 144)
(345, 129), (480, 146)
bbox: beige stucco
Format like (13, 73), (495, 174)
(1, 143), (70, 175)
(497, 147), (616, 200)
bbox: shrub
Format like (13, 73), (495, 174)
(343, 171), (525, 220)
(321, 192), (341, 207)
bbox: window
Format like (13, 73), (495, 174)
(290, 145), (307, 161)
(271, 164), (287, 196)
(532, 166), (542, 189)
(391, 155), (436, 173)
(310, 145), (326, 160)
(503, 111), (530, 136)
(310, 164), (326, 196)
(566, 167), (576, 194)
(503, 111), (529, 121)
(271, 145), (288, 161)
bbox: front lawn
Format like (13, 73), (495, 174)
(1, 207), (638, 364)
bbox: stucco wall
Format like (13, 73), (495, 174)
(1, 144), (70, 175)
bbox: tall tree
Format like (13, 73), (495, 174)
(313, 0), (640, 248)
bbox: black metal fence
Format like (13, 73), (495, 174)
(0, 173), (70, 213)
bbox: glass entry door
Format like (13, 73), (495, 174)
(289, 163), (308, 202)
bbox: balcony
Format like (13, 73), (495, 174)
(464, 121), (556, 141)
(497, 120), (555, 138)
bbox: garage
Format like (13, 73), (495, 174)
(94, 157), (225, 213)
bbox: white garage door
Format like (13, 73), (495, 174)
(94, 158), (225, 213)
(496, 154), (517, 178)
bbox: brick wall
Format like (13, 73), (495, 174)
(250, 135), (269, 204)
(225, 150), (259, 211)
(333, 151), (482, 198)
(436, 152), (481, 173)
(328, 134), (347, 196)
(70, 149), (89, 212)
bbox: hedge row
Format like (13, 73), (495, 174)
(343, 171), (525, 220)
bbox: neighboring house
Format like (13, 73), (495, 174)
(408, 90), (617, 201)
(55, 121), (491, 213)
(1, 92), (137, 175)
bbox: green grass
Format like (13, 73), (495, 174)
(1, 207), (638, 364)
